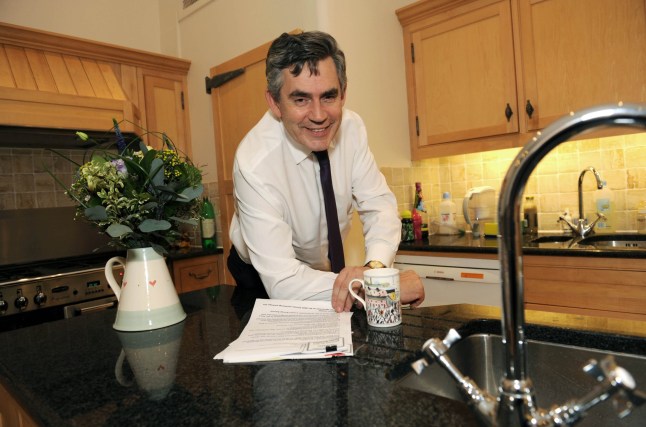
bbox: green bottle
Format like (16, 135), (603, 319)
(201, 197), (216, 249)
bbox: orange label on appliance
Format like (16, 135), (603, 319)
(461, 272), (484, 280)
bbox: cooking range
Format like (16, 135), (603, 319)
(0, 207), (124, 332)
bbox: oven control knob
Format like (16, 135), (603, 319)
(0, 299), (7, 313)
(34, 292), (47, 306)
(15, 295), (28, 310)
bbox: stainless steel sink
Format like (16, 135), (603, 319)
(529, 233), (646, 250)
(576, 233), (646, 250)
(398, 332), (646, 426)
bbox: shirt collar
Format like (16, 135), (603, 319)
(282, 123), (339, 165)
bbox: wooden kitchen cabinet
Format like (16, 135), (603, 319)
(136, 69), (192, 155)
(171, 254), (222, 294)
(524, 255), (646, 321)
(0, 23), (192, 155)
(397, 0), (646, 159)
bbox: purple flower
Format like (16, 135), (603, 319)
(111, 159), (128, 177)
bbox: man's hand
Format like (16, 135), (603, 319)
(399, 269), (425, 308)
(331, 266), (369, 312)
(331, 267), (425, 312)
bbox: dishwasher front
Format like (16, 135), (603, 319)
(394, 254), (501, 308)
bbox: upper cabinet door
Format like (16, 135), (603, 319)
(139, 71), (191, 155)
(519, 0), (646, 131)
(412, 0), (518, 147)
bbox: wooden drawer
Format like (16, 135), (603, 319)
(524, 255), (646, 321)
(172, 254), (221, 293)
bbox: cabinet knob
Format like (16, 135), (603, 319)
(526, 100), (535, 118)
(505, 103), (513, 122)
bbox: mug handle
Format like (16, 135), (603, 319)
(348, 279), (366, 308)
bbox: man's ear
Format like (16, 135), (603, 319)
(265, 91), (282, 119)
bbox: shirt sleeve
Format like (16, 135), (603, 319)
(232, 157), (336, 302)
(346, 114), (401, 267)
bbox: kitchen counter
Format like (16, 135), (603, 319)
(1, 285), (645, 426)
(399, 233), (646, 258)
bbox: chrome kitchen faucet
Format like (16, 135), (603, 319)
(558, 166), (605, 238)
(412, 104), (646, 426)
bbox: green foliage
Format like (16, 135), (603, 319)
(50, 121), (204, 254)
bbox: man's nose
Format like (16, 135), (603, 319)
(308, 100), (327, 123)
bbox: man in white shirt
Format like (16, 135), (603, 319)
(228, 31), (424, 316)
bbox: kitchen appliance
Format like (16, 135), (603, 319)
(462, 186), (496, 237)
(0, 207), (124, 332)
(394, 254), (501, 308)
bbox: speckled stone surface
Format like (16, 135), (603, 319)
(1, 286), (645, 426)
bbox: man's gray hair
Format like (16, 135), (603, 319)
(266, 31), (347, 102)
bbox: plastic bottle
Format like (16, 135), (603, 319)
(523, 196), (538, 235)
(412, 209), (423, 241)
(414, 182), (426, 213)
(594, 181), (614, 230)
(201, 197), (216, 249)
(439, 192), (458, 235)
(400, 210), (414, 242)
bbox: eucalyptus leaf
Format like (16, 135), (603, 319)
(177, 184), (204, 202)
(106, 223), (133, 238)
(150, 158), (164, 186)
(84, 205), (108, 220)
(139, 219), (171, 232)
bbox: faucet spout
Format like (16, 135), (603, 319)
(497, 104), (646, 426)
(571, 166), (604, 237)
(412, 104), (646, 426)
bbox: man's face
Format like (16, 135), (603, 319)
(266, 57), (346, 152)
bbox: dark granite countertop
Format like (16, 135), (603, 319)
(167, 246), (223, 261)
(399, 233), (646, 258)
(1, 286), (645, 426)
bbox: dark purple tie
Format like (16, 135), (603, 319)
(314, 150), (345, 273)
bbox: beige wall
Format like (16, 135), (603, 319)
(0, 0), (163, 52)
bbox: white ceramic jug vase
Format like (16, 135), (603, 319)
(105, 247), (186, 331)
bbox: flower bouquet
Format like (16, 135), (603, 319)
(50, 119), (204, 255)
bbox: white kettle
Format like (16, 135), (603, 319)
(463, 186), (496, 237)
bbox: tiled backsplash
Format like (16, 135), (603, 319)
(0, 147), (222, 247)
(3, 132), (646, 240)
(382, 132), (646, 232)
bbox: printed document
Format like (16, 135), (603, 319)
(214, 299), (354, 363)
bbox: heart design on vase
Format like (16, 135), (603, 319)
(149, 280), (157, 287)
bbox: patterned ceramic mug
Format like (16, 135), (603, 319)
(348, 268), (402, 328)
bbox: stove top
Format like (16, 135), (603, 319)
(0, 251), (125, 284)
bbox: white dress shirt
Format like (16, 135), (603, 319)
(229, 109), (400, 301)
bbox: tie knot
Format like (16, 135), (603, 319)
(313, 150), (329, 163)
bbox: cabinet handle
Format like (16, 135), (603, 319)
(189, 269), (212, 280)
(505, 103), (513, 122)
(525, 100), (535, 119)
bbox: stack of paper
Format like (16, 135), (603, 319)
(215, 299), (354, 363)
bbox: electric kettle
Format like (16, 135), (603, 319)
(463, 186), (496, 237)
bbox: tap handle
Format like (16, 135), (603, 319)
(583, 356), (646, 417)
(412, 329), (463, 374)
(443, 329), (462, 348)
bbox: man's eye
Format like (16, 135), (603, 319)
(322, 96), (337, 104)
(293, 98), (308, 106)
